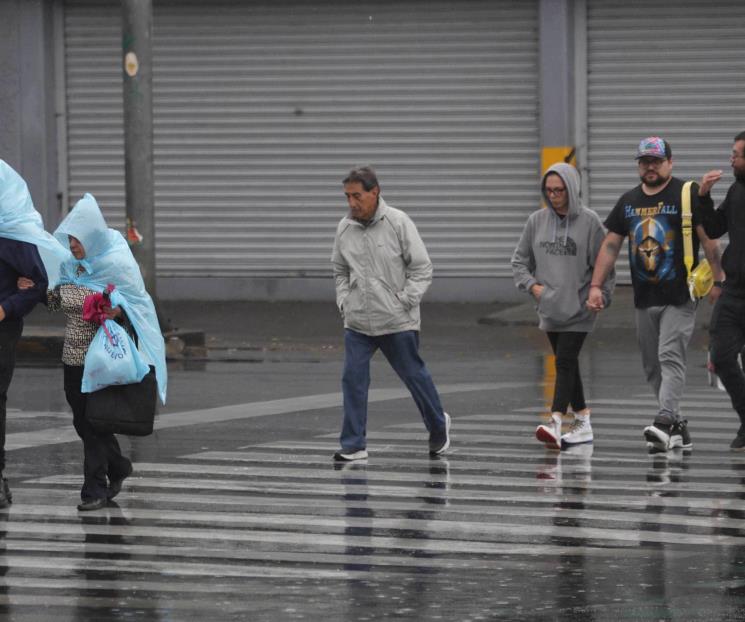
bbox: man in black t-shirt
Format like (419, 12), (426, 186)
(587, 136), (723, 452)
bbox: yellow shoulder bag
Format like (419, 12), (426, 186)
(682, 180), (712, 299)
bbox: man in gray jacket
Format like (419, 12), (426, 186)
(331, 166), (450, 462)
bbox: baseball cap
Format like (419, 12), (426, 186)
(636, 136), (669, 160)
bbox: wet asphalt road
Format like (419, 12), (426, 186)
(2, 301), (745, 621)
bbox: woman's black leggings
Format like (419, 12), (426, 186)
(546, 331), (588, 414)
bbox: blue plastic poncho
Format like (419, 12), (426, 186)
(55, 194), (167, 404)
(0, 160), (71, 284)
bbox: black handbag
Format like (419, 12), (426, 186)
(85, 366), (158, 436)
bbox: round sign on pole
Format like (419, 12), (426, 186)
(125, 52), (139, 77)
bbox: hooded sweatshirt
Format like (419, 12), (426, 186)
(511, 163), (614, 332)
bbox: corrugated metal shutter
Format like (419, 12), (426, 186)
(586, 0), (745, 281)
(63, 0), (539, 279)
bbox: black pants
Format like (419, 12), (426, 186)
(546, 331), (588, 414)
(710, 291), (745, 429)
(0, 320), (23, 473)
(64, 365), (132, 501)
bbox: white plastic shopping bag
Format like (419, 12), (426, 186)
(81, 319), (149, 393)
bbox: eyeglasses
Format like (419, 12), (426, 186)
(545, 187), (566, 196)
(638, 158), (667, 168)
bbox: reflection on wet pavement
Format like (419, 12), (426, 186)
(5, 386), (745, 619)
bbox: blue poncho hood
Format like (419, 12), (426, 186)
(55, 194), (167, 404)
(0, 160), (71, 283)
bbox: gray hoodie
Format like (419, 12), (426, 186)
(511, 163), (614, 332)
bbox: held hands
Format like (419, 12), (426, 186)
(699, 170), (723, 196)
(19, 276), (122, 320)
(586, 285), (605, 312)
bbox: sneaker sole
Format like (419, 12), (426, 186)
(561, 437), (593, 448)
(536, 426), (560, 449)
(333, 450), (368, 462)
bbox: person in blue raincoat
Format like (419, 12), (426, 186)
(21, 193), (167, 511)
(0, 160), (70, 508)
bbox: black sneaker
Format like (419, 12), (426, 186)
(429, 412), (451, 456)
(730, 435), (745, 452)
(669, 419), (692, 451)
(644, 422), (672, 452)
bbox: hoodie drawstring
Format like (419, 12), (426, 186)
(551, 211), (570, 247)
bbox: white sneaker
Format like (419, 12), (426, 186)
(643, 423), (671, 452)
(332, 449), (368, 462)
(561, 416), (593, 447)
(536, 413), (562, 449)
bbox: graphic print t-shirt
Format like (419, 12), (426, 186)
(604, 177), (700, 308)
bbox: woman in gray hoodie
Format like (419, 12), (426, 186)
(512, 163), (613, 449)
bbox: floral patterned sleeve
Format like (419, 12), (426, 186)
(47, 287), (61, 312)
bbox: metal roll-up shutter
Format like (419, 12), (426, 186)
(64, 0), (538, 280)
(586, 0), (745, 281)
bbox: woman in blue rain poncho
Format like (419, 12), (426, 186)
(0, 160), (71, 507)
(0, 160), (71, 283)
(22, 193), (167, 511)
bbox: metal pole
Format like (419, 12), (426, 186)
(121, 0), (171, 332)
(121, 0), (156, 296)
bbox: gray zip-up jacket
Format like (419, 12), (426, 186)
(332, 198), (432, 336)
(511, 163), (614, 332)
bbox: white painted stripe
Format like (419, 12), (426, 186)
(400, 415), (738, 427)
(249, 441), (745, 465)
(316, 430), (741, 450)
(5, 503), (745, 533)
(0, 553), (393, 580)
(389, 421), (741, 437)
(0, 513), (743, 549)
(16, 486), (745, 523)
(0, 538), (560, 571)
(28, 470), (745, 497)
(182, 450), (745, 480)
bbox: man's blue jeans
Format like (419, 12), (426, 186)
(340, 329), (446, 452)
